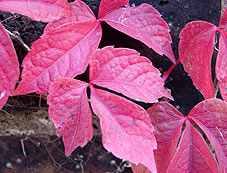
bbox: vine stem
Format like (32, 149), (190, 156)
(5, 28), (31, 52)
(213, 77), (220, 98)
(162, 58), (180, 82)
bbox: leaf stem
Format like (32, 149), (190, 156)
(162, 58), (180, 81)
(5, 28), (31, 52)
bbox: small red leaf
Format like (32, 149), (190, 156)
(216, 30), (227, 101)
(167, 120), (218, 172)
(47, 78), (92, 156)
(13, 21), (102, 95)
(188, 98), (227, 172)
(98, 0), (129, 19)
(90, 46), (172, 103)
(70, 0), (96, 21)
(219, 81), (227, 101)
(90, 87), (157, 172)
(0, 0), (73, 22)
(99, 4), (175, 63)
(0, 23), (19, 109)
(147, 102), (186, 173)
(219, 8), (227, 29)
(44, 0), (96, 34)
(179, 21), (217, 99)
(131, 163), (151, 173)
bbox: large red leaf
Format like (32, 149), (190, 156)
(0, 23), (19, 109)
(44, 0), (96, 34)
(98, 0), (129, 19)
(99, 4), (175, 63)
(13, 21), (102, 95)
(0, 0), (73, 22)
(47, 78), (92, 156)
(188, 98), (227, 172)
(179, 21), (217, 99)
(90, 46), (172, 103)
(167, 120), (218, 173)
(90, 87), (157, 172)
(216, 30), (227, 101)
(147, 102), (186, 173)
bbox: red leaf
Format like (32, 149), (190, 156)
(98, 0), (129, 19)
(147, 102), (186, 173)
(188, 98), (227, 172)
(44, 0), (96, 34)
(47, 78), (92, 156)
(99, 4), (175, 63)
(90, 87), (157, 172)
(179, 21), (217, 99)
(70, 0), (96, 21)
(216, 30), (227, 101)
(219, 81), (227, 101)
(219, 8), (227, 29)
(0, 23), (19, 109)
(13, 21), (102, 95)
(90, 46), (172, 103)
(131, 163), (151, 173)
(0, 0), (73, 22)
(167, 120), (218, 173)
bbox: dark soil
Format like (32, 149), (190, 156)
(0, 0), (221, 172)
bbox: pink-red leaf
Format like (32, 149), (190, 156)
(219, 8), (227, 29)
(179, 21), (217, 99)
(47, 78), (92, 156)
(44, 0), (96, 34)
(167, 120), (218, 173)
(90, 46), (172, 103)
(70, 0), (96, 21)
(219, 81), (227, 101)
(0, 0), (73, 22)
(99, 4), (175, 63)
(90, 87), (157, 172)
(147, 102), (186, 173)
(98, 0), (129, 19)
(216, 30), (227, 101)
(188, 98), (227, 172)
(0, 23), (19, 109)
(13, 21), (102, 95)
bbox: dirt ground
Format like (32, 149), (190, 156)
(0, 0), (221, 172)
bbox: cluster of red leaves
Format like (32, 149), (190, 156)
(133, 99), (227, 172)
(0, 0), (174, 172)
(0, 0), (227, 172)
